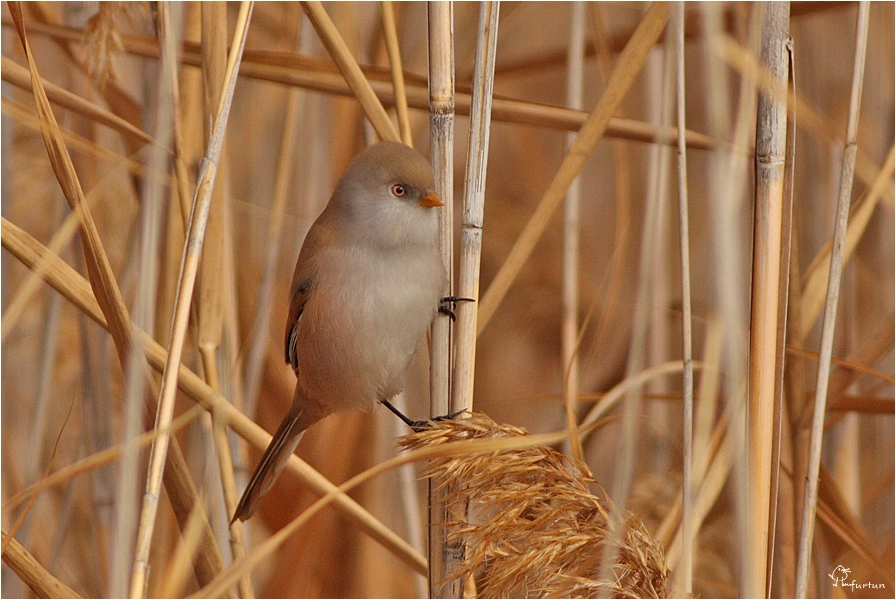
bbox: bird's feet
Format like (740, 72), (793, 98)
(382, 399), (465, 433)
(438, 296), (475, 322)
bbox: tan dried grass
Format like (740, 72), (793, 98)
(398, 413), (670, 599)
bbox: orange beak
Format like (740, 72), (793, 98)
(419, 192), (444, 208)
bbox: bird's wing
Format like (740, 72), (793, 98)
(284, 218), (334, 371)
(284, 277), (311, 371)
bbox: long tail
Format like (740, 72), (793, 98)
(232, 395), (321, 522)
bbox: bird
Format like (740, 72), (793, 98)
(233, 141), (449, 522)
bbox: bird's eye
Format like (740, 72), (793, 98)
(391, 184), (407, 197)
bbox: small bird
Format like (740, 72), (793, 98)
(233, 141), (448, 522)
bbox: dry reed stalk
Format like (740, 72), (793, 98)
(380, 1), (412, 146)
(476, 1), (673, 335)
(746, 4), (790, 596)
(192, 5), (252, 597)
(766, 35), (797, 597)
(672, 3), (695, 594)
(0, 216), (429, 577)
(795, 3), (871, 596)
(4, 22), (727, 156)
(453, 0), (499, 416)
(427, 3), (458, 596)
(561, 1), (585, 464)
(427, 0), (455, 418)
(397, 414), (670, 598)
(1, 527), (82, 599)
(129, 4), (253, 596)
(300, 1), (399, 142)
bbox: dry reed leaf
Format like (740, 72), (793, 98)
(1, 55), (153, 145)
(8, 2), (133, 364)
(301, 1), (400, 142)
(1, 96), (147, 177)
(398, 413), (671, 599)
(799, 147), (896, 339)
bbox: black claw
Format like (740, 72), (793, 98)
(441, 295), (475, 304)
(439, 296), (475, 322)
(382, 400), (465, 433)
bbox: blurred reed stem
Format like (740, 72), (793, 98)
(111, 3), (183, 595)
(561, 1), (585, 463)
(673, 2), (695, 594)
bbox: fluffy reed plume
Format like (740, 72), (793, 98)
(398, 413), (670, 598)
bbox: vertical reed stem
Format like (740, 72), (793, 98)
(428, 3), (458, 596)
(453, 0), (499, 415)
(766, 36), (796, 598)
(796, 2), (870, 596)
(747, 3), (790, 596)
